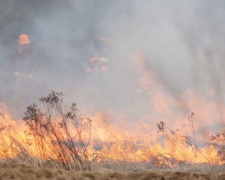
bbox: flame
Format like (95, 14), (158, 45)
(90, 112), (225, 166)
(0, 99), (224, 167)
(1, 51), (225, 167)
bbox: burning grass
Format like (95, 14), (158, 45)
(0, 91), (225, 172)
(0, 91), (92, 171)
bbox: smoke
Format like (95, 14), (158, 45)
(1, 0), (225, 129)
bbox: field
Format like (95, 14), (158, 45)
(1, 162), (225, 180)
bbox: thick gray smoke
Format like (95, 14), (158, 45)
(1, 0), (225, 128)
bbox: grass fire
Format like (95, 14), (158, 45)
(1, 0), (225, 179)
(1, 91), (225, 179)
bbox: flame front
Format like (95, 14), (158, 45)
(0, 103), (224, 168)
(1, 52), (225, 168)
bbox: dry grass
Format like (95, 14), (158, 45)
(0, 91), (92, 171)
(0, 162), (224, 180)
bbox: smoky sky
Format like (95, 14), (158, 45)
(1, 0), (225, 123)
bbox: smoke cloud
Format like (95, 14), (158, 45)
(1, 0), (225, 130)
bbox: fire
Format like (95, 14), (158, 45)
(0, 98), (225, 168)
(90, 114), (224, 167)
(1, 52), (225, 169)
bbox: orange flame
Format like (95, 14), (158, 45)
(1, 51), (225, 167)
(0, 101), (224, 167)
